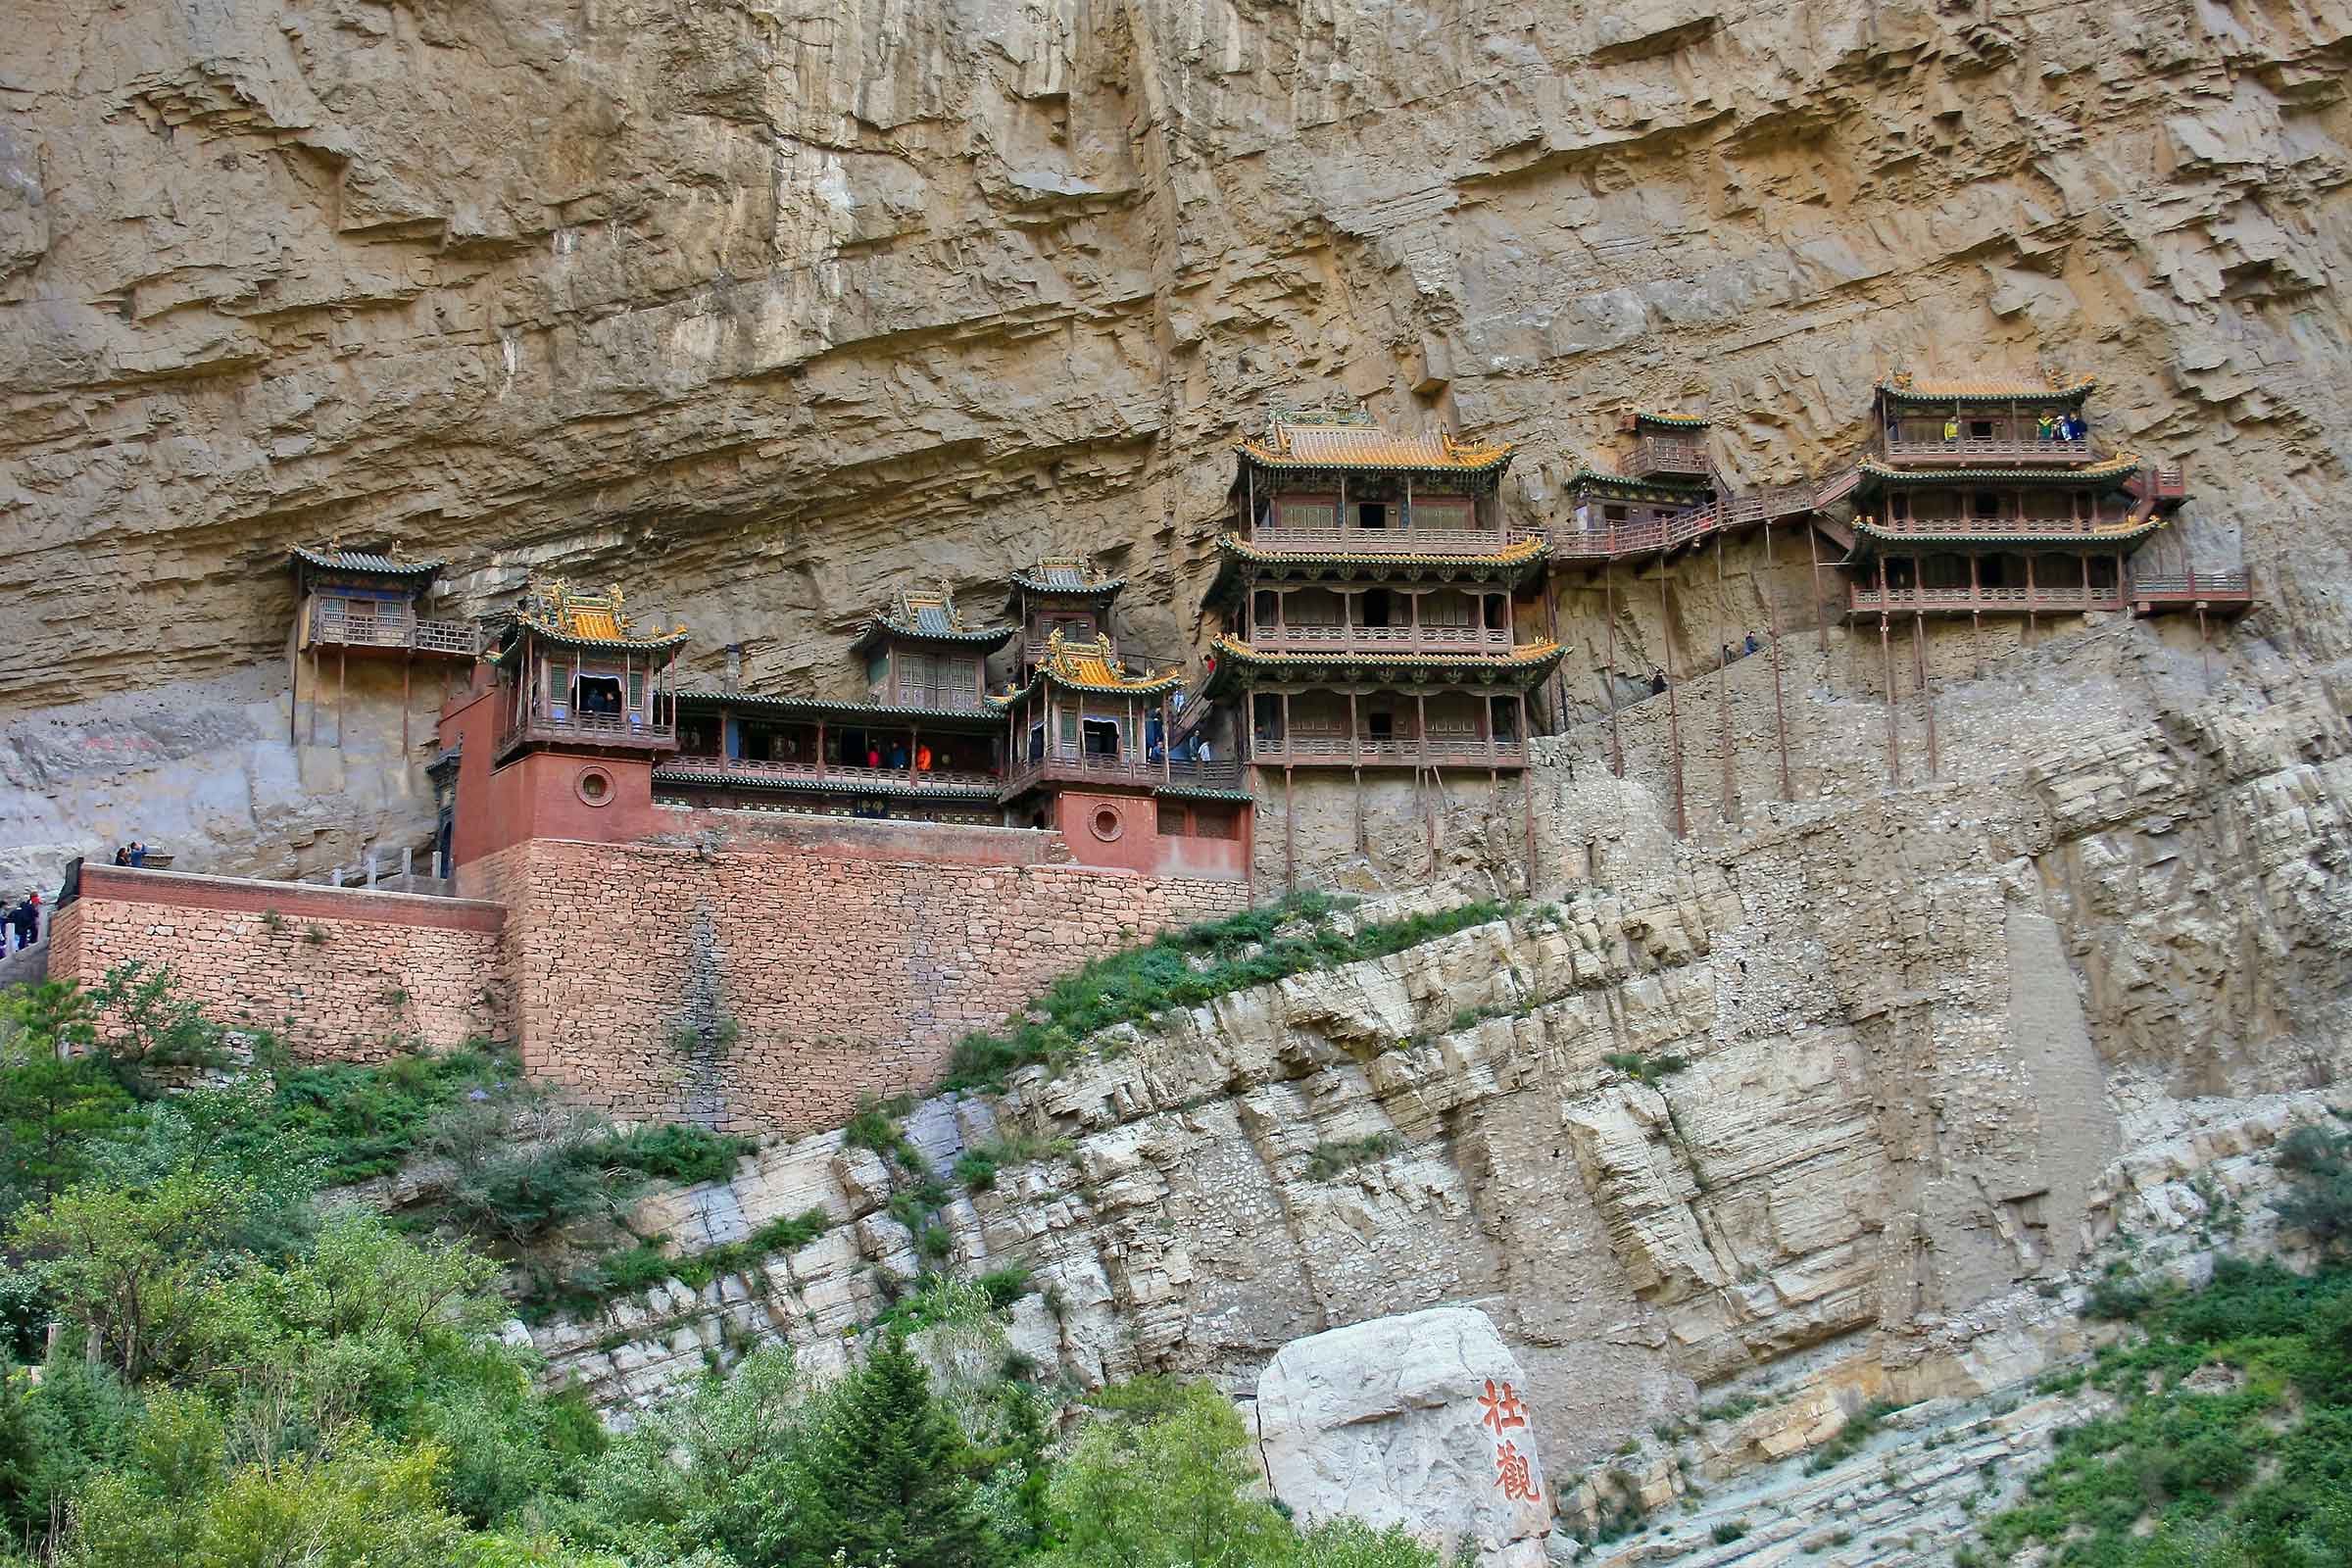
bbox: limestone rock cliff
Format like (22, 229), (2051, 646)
(7, 0), (2352, 886)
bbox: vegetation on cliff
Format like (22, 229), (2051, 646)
(1967, 1114), (2352, 1568)
(0, 971), (1441, 1566)
(941, 892), (1514, 1090)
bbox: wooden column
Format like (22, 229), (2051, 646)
(1605, 561), (1623, 777)
(1519, 690), (1537, 897)
(1762, 520), (1790, 801)
(1283, 764), (1296, 891)
(402, 654), (412, 757)
(908, 721), (921, 782)
(336, 646), (347, 751)
(816, 719), (828, 779)
(1716, 531), (1732, 821)
(1807, 518), (1828, 667)
(1913, 612), (1936, 778)
(1415, 690), (1436, 866)
(1878, 558), (1899, 788)
(1347, 689), (1363, 853)
(2026, 552), (2037, 643)
(1663, 559), (1685, 839)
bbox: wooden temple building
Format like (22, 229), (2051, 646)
(1841, 372), (2224, 625)
(1189, 409), (1565, 876)
(290, 544), (480, 751)
(656, 585), (1012, 824)
(434, 580), (688, 867)
(994, 567), (1252, 879)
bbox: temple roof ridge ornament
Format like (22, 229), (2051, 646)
(855, 580), (1016, 650)
(1007, 557), (1127, 599)
(1235, 409), (1515, 476)
(993, 627), (1184, 702)
(507, 575), (687, 651)
(1878, 368), (2098, 405)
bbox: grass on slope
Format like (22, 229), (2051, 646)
(1966, 1116), (2352, 1568)
(937, 892), (1516, 1091)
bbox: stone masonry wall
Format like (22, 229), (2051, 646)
(47, 866), (507, 1056)
(481, 837), (1250, 1134)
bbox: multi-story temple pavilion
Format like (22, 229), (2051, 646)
(1004, 559), (1127, 680)
(435, 579), (688, 866)
(1838, 372), (2225, 624)
(289, 543), (480, 751)
(656, 585), (1010, 823)
(1199, 409), (1562, 774)
(995, 563), (1250, 878)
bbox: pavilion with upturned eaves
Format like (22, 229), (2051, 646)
(1839, 372), (2227, 625)
(288, 543), (479, 754)
(657, 583), (1011, 824)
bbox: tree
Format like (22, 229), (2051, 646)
(1036, 1379), (1291, 1568)
(0, 984), (130, 1214)
(10, 1168), (248, 1382)
(768, 1336), (998, 1568)
(1290, 1519), (1443, 1568)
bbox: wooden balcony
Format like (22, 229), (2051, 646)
(1846, 584), (2123, 618)
(1860, 513), (2132, 539)
(1882, 434), (2092, 466)
(309, 609), (479, 658)
(2131, 571), (2253, 616)
(1616, 436), (1707, 479)
(1001, 749), (1245, 796)
(1248, 624), (1514, 656)
(1250, 733), (1527, 768)
(660, 755), (1001, 790)
(499, 710), (677, 756)
(1249, 523), (1529, 558)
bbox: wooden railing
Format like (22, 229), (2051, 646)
(1847, 584), (2123, 614)
(660, 756), (1000, 789)
(312, 608), (479, 657)
(1883, 434), (2092, 464)
(1250, 734), (1527, 766)
(1861, 513), (2135, 537)
(1248, 624), (1513, 654)
(1249, 524), (1531, 557)
(1001, 749), (1245, 795)
(1617, 437), (1708, 477)
(1550, 478), (1824, 561)
(2131, 570), (2251, 605)
(500, 710), (676, 752)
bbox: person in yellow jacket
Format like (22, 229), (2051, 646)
(1941, 416), (1959, 443)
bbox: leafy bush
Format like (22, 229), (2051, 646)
(1973, 1257), (2352, 1566)
(1303, 1133), (1405, 1182)
(2274, 1117), (2352, 1253)
(590, 1124), (753, 1186)
(954, 1131), (1074, 1193)
(939, 894), (1515, 1091)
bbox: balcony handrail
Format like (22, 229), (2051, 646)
(500, 710), (677, 752)
(1248, 523), (1536, 556)
(1251, 734), (1526, 765)
(1859, 513), (2138, 537)
(1615, 436), (1708, 477)
(1249, 624), (1513, 651)
(662, 755), (1002, 788)
(313, 605), (479, 656)
(1001, 748), (1245, 793)
(1882, 434), (2095, 462)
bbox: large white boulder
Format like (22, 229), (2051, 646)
(1255, 1306), (1552, 1566)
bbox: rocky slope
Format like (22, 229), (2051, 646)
(508, 616), (2348, 1559)
(7, 0), (2352, 885)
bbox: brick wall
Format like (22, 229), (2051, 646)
(48, 866), (507, 1059)
(478, 837), (1250, 1134)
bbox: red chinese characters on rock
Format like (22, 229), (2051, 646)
(1477, 1378), (1544, 1505)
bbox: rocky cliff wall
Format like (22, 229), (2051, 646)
(8, 0), (2351, 891)
(509, 612), (2349, 1561)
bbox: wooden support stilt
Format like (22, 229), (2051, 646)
(1544, 568), (1566, 736)
(1663, 560), (1685, 840)
(1808, 520), (1827, 660)
(308, 647), (319, 747)
(2197, 606), (2212, 688)
(1879, 611), (1899, 788)
(1716, 531), (1733, 821)
(1763, 520), (1791, 801)
(1605, 561), (1623, 777)
(336, 647), (347, 751)
(1914, 612), (1936, 778)
(2026, 552), (2038, 645)
(402, 656), (412, 758)
(1283, 765), (1296, 892)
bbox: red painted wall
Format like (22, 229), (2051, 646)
(438, 689), (659, 868)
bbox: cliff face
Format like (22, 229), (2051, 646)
(6, 0), (2351, 885)
(521, 621), (2348, 1559)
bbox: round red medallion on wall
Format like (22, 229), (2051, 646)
(1090, 804), (1123, 842)
(574, 766), (615, 808)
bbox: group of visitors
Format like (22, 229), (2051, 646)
(4, 892), (37, 953)
(1642, 631), (1765, 697)
(1935, 412), (2085, 443)
(110, 841), (151, 866)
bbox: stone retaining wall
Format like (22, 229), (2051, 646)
(474, 836), (1250, 1133)
(45, 865), (507, 1056)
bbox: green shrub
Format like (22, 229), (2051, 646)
(1805, 1400), (1902, 1473)
(1712, 1520), (1749, 1544)
(1303, 1133), (1405, 1182)
(2274, 1117), (2352, 1252)
(590, 1123), (753, 1186)
(938, 893), (1515, 1091)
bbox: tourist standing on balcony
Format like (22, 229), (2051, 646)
(1941, 416), (1959, 444)
(129, 842), (148, 867)
(112, 846), (130, 866)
